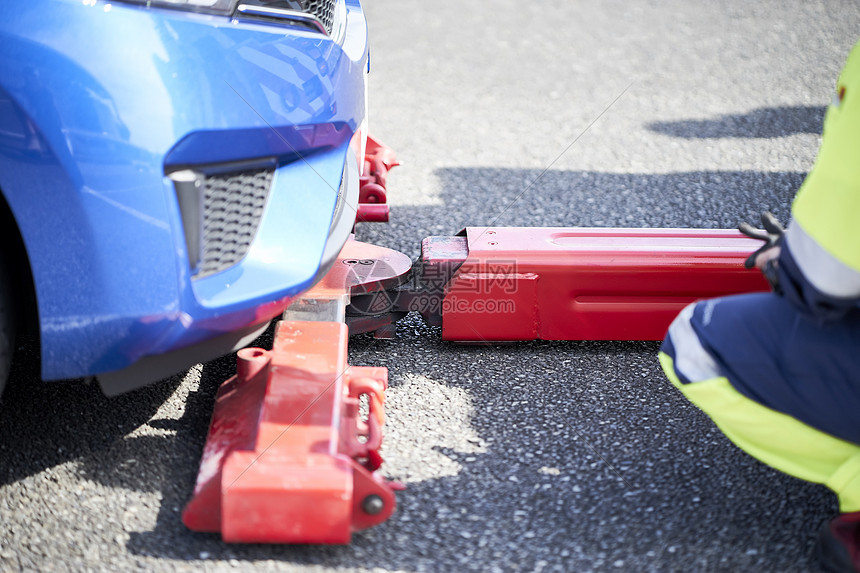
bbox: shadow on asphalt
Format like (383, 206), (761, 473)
(119, 323), (835, 572)
(0, 334), (182, 486)
(355, 168), (806, 260)
(646, 105), (827, 139)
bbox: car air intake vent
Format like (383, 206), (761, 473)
(197, 167), (273, 279)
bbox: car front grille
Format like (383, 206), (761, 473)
(305, 0), (337, 34)
(196, 167), (273, 278)
(233, 0), (341, 35)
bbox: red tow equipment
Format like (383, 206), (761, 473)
(427, 227), (770, 341)
(182, 320), (396, 543)
(345, 227), (771, 342)
(356, 135), (400, 223)
(182, 238), (410, 544)
(184, 135), (774, 544)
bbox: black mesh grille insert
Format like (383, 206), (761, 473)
(235, 1), (339, 35)
(305, 0), (337, 34)
(196, 167), (273, 278)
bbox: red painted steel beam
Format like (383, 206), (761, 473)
(182, 319), (398, 543)
(438, 227), (770, 341)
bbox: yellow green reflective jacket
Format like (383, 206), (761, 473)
(782, 41), (860, 318)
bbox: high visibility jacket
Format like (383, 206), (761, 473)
(780, 40), (860, 320)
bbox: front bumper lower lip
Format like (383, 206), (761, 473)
(97, 320), (269, 396)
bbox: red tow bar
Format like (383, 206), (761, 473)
(432, 227), (770, 341)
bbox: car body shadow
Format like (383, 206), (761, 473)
(0, 334), (182, 486)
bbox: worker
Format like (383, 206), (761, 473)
(659, 41), (860, 573)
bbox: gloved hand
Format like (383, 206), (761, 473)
(739, 211), (784, 292)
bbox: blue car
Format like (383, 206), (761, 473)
(0, 0), (369, 395)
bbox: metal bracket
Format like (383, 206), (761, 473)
(356, 135), (400, 223)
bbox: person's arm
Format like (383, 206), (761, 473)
(774, 42), (860, 321)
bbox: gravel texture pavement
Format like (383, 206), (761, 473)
(1, 1), (859, 572)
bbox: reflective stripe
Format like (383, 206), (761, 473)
(786, 219), (860, 298)
(666, 303), (724, 383)
(659, 352), (860, 513)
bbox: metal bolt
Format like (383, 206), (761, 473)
(359, 259), (374, 265)
(343, 259), (359, 265)
(361, 494), (385, 515)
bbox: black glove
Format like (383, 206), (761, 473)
(739, 211), (784, 292)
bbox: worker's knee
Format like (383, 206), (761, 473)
(660, 301), (725, 386)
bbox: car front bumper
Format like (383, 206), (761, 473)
(0, 0), (369, 390)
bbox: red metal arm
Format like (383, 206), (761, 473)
(433, 227), (770, 341)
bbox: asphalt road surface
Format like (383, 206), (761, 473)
(2, 1), (859, 572)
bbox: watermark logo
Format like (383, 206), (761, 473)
(345, 258), (522, 318)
